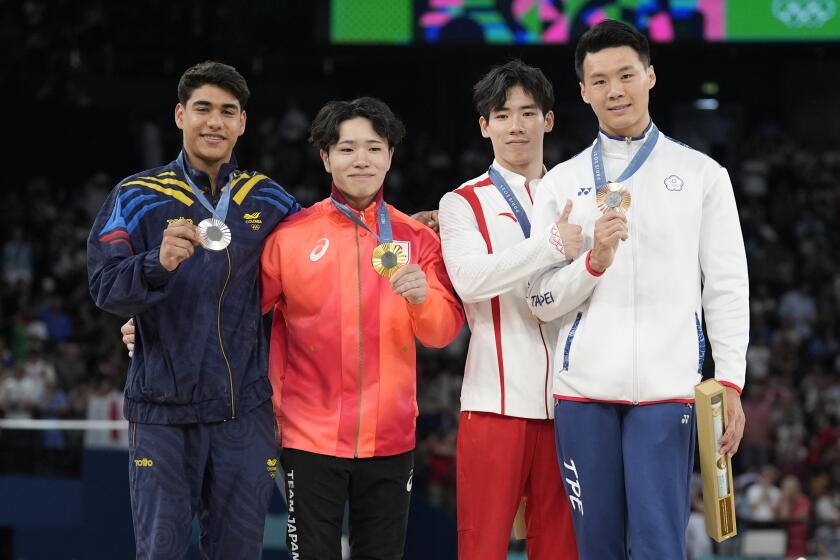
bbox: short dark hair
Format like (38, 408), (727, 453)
(177, 61), (250, 109)
(472, 59), (554, 119)
(574, 20), (651, 81)
(309, 97), (406, 151)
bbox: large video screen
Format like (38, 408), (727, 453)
(331, 0), (840, 44)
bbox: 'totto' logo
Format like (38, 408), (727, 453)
(166, 217), (194, 225)
(266, 458), (278, 479)
(577, 187), (592, 196)
(244, 211), (263, 231)
(664, 175), (684, 191)
(310, 238), (330, 262)
(134, 458), (154, 467)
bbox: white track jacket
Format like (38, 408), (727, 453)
(528, 125), (749, 404)
(440, 161), (569, 418)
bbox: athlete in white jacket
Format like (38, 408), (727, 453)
(527, 21), (748, 560)
(439, 60), (579, 560)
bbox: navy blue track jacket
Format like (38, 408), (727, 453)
(87, 153), (299, 424)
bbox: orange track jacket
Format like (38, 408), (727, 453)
(261, 192), (464, 458)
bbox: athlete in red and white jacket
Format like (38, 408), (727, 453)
(438, 61), (579, 560)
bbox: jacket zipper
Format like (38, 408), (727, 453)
(353, 214), (365, 458)
(539, 324), (550, 418)
(219, 248), (236, 418)
(626, 137), (640, 405)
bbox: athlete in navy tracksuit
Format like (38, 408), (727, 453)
(87, 61), (299, 559)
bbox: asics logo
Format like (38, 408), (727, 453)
(310, 238), (330, 261)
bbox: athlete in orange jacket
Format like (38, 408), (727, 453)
(260, 97), (464, 560)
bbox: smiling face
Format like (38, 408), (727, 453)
(175, 84), (246, 174)
(479, 85), (554, 177)
(321, 117), (394, 210)
(579, 46), (655, 138)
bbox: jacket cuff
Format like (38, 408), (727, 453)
(585, 251), (604, 277)
(717, 380), (743, 394)
(143, 248), (175, 288)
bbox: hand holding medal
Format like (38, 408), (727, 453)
(159, 219), (201, 271)
(390, 264), (427, 304)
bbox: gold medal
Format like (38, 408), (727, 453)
(372, 242), (408, 278)
(596, 182), (631, 214)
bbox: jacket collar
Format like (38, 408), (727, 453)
(598, 119), (654, 143)
(327, 183), (385, 226)
(490, 159), (547, 195)
(180, 150), (239, 195)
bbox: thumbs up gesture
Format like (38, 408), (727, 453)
(551, 200), (583, 260)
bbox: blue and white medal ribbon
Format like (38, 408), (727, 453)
(177, 151), (234, 251)
(487, 166), (531, 238)
(590, 124), (660, 214)
(331, 196), (408, 277)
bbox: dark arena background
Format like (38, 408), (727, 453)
(2, 1), (840, 558)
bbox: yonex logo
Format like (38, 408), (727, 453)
(310, 238), (330, 262)
(577, 187), (592, 196)
(682, 414), (690, 425)
(406, 468), (414, 492)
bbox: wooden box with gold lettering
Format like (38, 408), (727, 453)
(695, 379), (737, 541)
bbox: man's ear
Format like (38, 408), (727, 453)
(544, 110), (555, 133)
(579, 82), (590, 105)
(646, 65), (657, 91)
(175, 103), (185, 129)
(320, 149), (331, 173)
(479, 116), (491, 139)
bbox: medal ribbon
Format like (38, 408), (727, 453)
(177, 151), (234, 223)
(487, 166), (531, 238)
(590, 123), (660, 188)
(330, 197), (393, 243)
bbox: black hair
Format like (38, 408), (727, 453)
(574, 20), (651, 81)
(472, 59), (554, 119)
(309, 97), (406, 150)
(177, 61), (250, 109)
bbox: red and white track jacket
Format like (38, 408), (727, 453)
(439, 161), (569, 419)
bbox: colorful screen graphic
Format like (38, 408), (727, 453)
(331, 0), (840, 43)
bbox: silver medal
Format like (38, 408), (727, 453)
(197, 218), (232, 251)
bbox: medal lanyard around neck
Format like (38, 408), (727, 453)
(590, 124), (659, 188)
(487, 166), (531, 238)
(177, 151), (234, 223)
(330, 197), (393, 243)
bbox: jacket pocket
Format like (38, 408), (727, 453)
(694, 312), (706, 374)
(562, 311), (584, 371)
